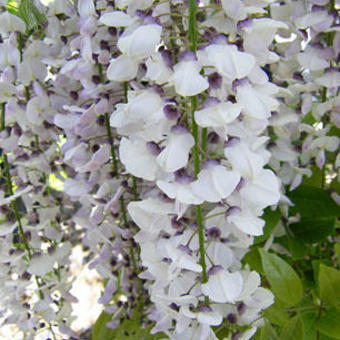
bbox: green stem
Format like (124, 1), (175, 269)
(316, 301), (323, 340)
(1, 104), (31, 255)
(0, 103), (4, 130)
(104, 78), (143, 309)
(188, 0), (197, 52)
(188, 0), (209, 291)
(98, 63), (104, 83)
(119, 197), (139, 276)
(191, 97), (200, 176)
(104, 112), (118, 175)
(201, 127), (207, 155)
(18, 33), (24, 62)
(320, 87), (327, 189)
(25, 86), (30, 102)
(132, 176), (138, 201)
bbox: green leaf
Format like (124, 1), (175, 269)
(301, 311), (334, 340)
(280, 315), (304, 340)
(318, 264), (340, 306)
(301, 311), (318, 339)
(289, 217), (335, 243)
(316, 306), (340, 339)
(6, 0), (19, 15)
(329, 125), (340, 138)
(335, 244), (340, 266)
(17, 0), (46, 32)
(330, 177), (340, 193)
(254, 208), (281, 245)
(92, 311), (115, 340)
(263, 301), (289, 326)
(276, 235), (307, 260)
(287, 185), (339, 243)
(302, 166), (323, 187)
(260, 249), (303, 306)
(243, 247), (263, 273)
(213, 321), (231, 339)
(288, 185), (340, 218)
(260, 322), (278, 340)
(312, 260), (322, 287)
(301, 111), (316, 125)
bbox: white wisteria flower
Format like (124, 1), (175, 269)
(201, 268), (243, 303)
(195, 98), (242, 128)
(191, 161), (241, 203)
(107, 24), (162, 81)
(99, 10), (135, 27)
(236, 81), (279, 120)
(170, 52), (209, 96)
(157, 126), (195, 172)
(204, 43), (255, 82)
(119, 136), (159, 181)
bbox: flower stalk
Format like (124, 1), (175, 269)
(188, 0), (208, 286)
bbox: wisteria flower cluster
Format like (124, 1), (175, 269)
(0, 0), (339, 339)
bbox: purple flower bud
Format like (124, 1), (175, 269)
(162, 257), (172, 264)
(232, 77), (249, 91)
(178, 51), (197, 62)
(225, 206), (241, 218)
(190, 223), (198, 230)
(207, 227), (221, 238)
(96, 115), (105, 126)
(224, 136), (241, 148)
(311, 4), (324, 11)
(203, 26), (218, 41)
(171, 124), (189, 134)
(311, 42), (323, 49)
(70, 91), (79, 101)
(267, 141), (276, 149)
(227, 313), (237, 324)
(158, 193), (174, 202)
(122, 230), (132, 239)
(108, 27), (117, 36)
(174, 170), (193, 184)
(231, 331), (242, 340)
(237, 302), (246, 315)
(177, 244), (192, 256)
(16, 153), (30, 161)
(207, 132), (219, 144)
(202, 97), (220, 109)
(236, 177), (246, 191)
(135, 9), (150, 19)
(145, 15), (159, 25)
(293, 72), (303, 81)
(208, 265), (223, 276)
(151, 85), (164, 95)
(91, 75), (101, 84)
(0, 205), (9, 214)
(201, 159), (219, 169)
(237, 17), (253, 30)
(211, 34), (228, 45)
(147, 141), (162, 155)
(163, 104), (180, 120)
(169, 302), (180, 311)
(160, 49), (173, 68)
(171, 216), (182, 229)
(197, 305), (212, 313)
(208, 72), (222, 89)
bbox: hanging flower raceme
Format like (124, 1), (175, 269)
(0, 0), (338, 339)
